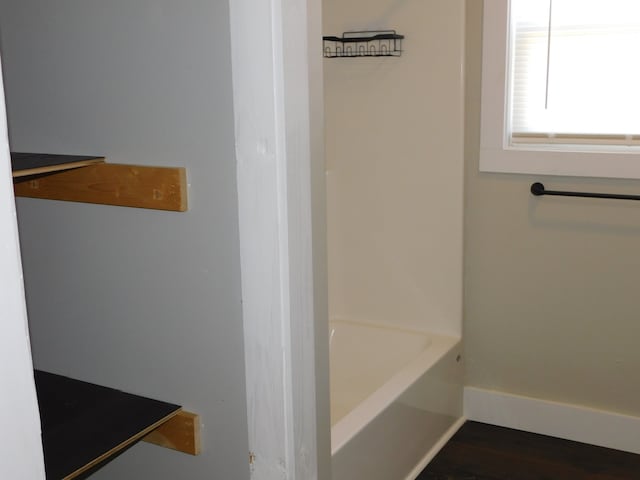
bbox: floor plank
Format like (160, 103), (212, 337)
(417, 421), (640, 480)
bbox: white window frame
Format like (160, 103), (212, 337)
(480, 0), (640, 179)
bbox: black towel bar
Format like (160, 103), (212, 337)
(530, 182), (640, 201)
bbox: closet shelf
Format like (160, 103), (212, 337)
(11, 152), (188, 211)
(35, 370), (200, 480)
(11, 153), (106, 178)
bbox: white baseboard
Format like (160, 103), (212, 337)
(464, 386), (640, 455)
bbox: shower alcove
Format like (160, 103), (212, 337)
(323, 0), (466, 478)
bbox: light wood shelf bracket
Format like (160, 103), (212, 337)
(12, 154), (188, 212)
(143, 410), (201, 455)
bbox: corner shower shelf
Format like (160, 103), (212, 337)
(35, 370), (200, 479)
(322, 30), (404, 58)
(11, 152), (188, 211)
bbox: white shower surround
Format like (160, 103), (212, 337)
(324, 0), (466, 476)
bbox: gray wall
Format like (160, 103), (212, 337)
(0, 1), (249, 478)
(464, 1), (640, 417)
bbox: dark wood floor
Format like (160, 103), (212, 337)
(417, 421), (640, 480)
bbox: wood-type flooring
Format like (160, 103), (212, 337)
(417, 421), (640, 480)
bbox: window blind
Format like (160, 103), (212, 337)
(509, 0), (640, 146)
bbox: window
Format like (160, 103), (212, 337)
(480, 0), (640, 178)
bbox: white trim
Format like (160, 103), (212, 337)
(480, 0), (640, 179)
(405, 417), (466, 480)
(0, 56), (46, 479)
(229, 0), (320, 478)
(464, 386), (640, 455)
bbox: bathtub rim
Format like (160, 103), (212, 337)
(330, 319), (461, 455)
(329, 316), (445, 337)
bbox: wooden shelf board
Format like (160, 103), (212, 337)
(11, 152), (105, 178)
(34, 370), (193, 480)
(14, 162), (188, 211)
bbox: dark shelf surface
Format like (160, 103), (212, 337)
(34, 370), (181, 480)
(11, 152), (105, 178)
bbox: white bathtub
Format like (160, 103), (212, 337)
(330, 319), (464, 480)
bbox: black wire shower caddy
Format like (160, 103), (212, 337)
(323, 30), (404, 58)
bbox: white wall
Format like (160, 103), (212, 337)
(324, 0), (465, 336)
(0, 56), (45, 480)
(0, 1), (249, 478)
(465, 1), (640, 419)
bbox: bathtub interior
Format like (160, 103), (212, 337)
(329, 319), (432, 425)
(329, 318), (463, 479)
